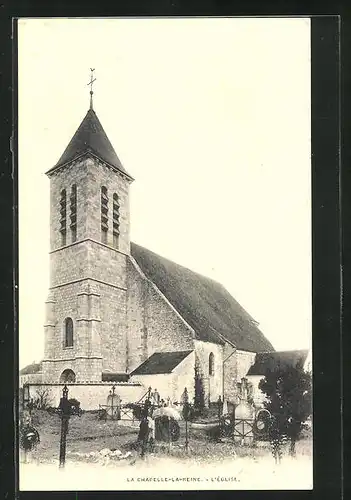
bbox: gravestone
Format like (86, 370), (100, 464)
(154, 416), (180, 442)
(233, 377), (255, 445)
(106, 392), (121, 419)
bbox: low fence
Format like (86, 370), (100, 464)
(24, 382), (144, 411)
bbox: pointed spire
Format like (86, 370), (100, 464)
(47, 107), (133, 181)
(46, 71), (134, 181)
(87, 68), (96, 110)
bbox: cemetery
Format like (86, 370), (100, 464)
(19, 376), (312, 470)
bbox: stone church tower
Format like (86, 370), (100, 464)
(41, 96), (134, 384)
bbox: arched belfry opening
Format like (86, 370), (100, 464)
(60, 369), (76, 383)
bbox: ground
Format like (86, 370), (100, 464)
(20, 410), (313, 491)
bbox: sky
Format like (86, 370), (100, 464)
(18, 17), (311, 369)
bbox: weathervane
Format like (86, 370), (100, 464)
(87, 68), (96, 109)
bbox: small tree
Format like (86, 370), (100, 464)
(34, 387), (54, 410)
(259, 362), (312, 457)
(194, 364), (205, 413)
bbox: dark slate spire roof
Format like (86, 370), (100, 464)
(47, 108), (132, 179)
(130, 243), (274, 353)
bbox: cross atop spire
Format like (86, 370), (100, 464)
(87, 68), (96, 109)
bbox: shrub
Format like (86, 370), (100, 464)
(194, 364), (205, 413)
(33, 387), (54, 410)
(259, 362), (312, 458)
(68, 398), (82, 416)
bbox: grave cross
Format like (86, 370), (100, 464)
(110, 385), (116, 420)
(58, 385), (81, 468)
(58, 384), (70, 468)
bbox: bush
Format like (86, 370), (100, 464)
(68, 398), (80, 408)
(182, 403), (195, 421)
(194, 364), (206, 413)
(32, 387), (54, 410)
(124, 403), (144, 420)
(259, 363), (312, 458)
(47, 407), (61, 416)
(68, 398), (82, 416)
(190, 406), (211, 421)
(98, 409), (108, 421)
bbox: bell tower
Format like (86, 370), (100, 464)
(42, 77), (134, 383)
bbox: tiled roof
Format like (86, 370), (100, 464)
(130, 351), (193, 375)
(101, 372), (129, 382)
(247, 350), (309, 375)
(130, 243), (274, 353)
(20, 362), (42, 375)
(47, 108), (132, 179)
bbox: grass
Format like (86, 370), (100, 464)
(25, 410), (312, 465)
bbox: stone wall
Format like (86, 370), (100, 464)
(173, 350), (196, 403)
(50, 243), (89, 287)
(49, 158), (87, 251)
(86, 241), (127, 287)
(129, 374), (175, 402)
(19, 373), (43, 388)
(126, 260), (195, 373)
(43, 279), (129, 380)
(48, 156), (131, 254)
(125, 260), (147, 372)
(97, 282), (127, 373)
(42, 358), (103, 384)
(194, 340), (223, 404)
(236, 349), (256, 380)
(50, 241), (128, 289)
(84, 158), (131, 255)
(222, 343), (237, 402)
(43, 278), (105, 382)
(26, 382), (144, 411)
(43, 281), (87, 362)
(222, 347), (256, 403)
(146, 284), (195, 359)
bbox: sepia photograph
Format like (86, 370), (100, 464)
(18, 17), (312, 491)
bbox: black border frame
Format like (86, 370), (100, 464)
(0, 6), (344, 500)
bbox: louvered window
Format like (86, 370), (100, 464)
(101, 186), (108, 244)
(113, 193), (120, 248)
(59, 189), (67, 246)
(70, 184), (77, 243)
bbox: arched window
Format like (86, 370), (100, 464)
(60, 369), (76, 383)
(59, 189), (67, 246)
(101, 186), (108, 244)
(64, 317), (74, 347)
(70, 184), (77, 243)
(112, 192), (120, 248)
(209, 352), (215, 376)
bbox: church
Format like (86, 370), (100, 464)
(21, 88), (281, 408)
